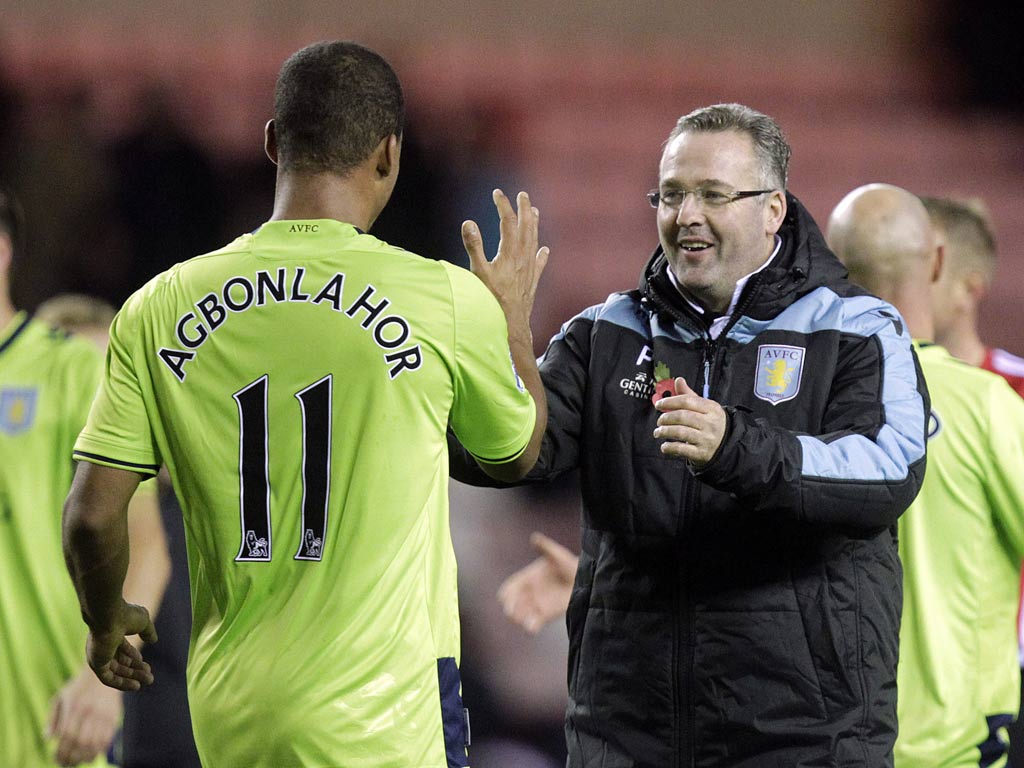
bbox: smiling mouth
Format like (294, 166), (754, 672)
(679, 242), (713, 253)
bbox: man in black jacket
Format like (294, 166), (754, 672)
(455, 103), (929, 767)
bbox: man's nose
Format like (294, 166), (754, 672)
(674, 193), (704, 226)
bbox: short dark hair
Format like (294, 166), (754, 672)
(919, 196), (996, 280)
(0, 183), (24, 260)
(273, 41), (404, 174)
(669, 103), (791, 189)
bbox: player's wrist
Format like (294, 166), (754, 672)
(81, 597), (129, 634)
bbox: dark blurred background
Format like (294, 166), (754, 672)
(2, 1), (1022, 764)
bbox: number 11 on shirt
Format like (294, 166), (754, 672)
(233, 374), (331, 563)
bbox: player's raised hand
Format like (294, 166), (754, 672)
(498, 532), (578, 634)
(85, 600), (157, 691)
(653, 377), (728, 467)
(462, 189), (550, 334)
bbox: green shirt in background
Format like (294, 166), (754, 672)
(0, 312), (110, 768)
(896, 342), (1024, 768)
(74, 220), (536, 768)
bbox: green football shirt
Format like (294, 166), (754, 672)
(896, 343), (1024, 768)
(0, 312), (112, 768)
(74, 220), (536, 767)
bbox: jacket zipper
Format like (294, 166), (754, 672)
(701, 339), (716, 399)
(680, 477), (698, 768)
(662, 274), (766, 768)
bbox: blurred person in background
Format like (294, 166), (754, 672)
(36, 293), (198, 768)
(5, 84), (132, 310)
(922, 196), (1024, 395)
(0, 189), (168, 768)
(60, 40), (548, 768)
(455, 103), (928, 767)
(828, 183), (1024, 768)
(109, 84), (225, 304)
(922, 195), (1024, 766)
(36, 294), (118, 349)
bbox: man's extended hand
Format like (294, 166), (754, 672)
(461, 189), (549, 336)
(654, 377), (727, 467)
(46, 667), (122, 767)
(497, 532), (578, 634)
(458, 189), (551, 482)
(85, 599), (157, 691)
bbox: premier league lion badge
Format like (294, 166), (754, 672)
(754, 345), (805, 405)
(0, 388), (38, 434)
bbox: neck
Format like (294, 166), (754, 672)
(872, 282), (937, 342)
(269, 170), (380, 232)
(0, 292), (16, 330)
(935, 318), (986, 366)
(884, 289), (934, 343)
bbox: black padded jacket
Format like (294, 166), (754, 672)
(453, 193), (929, 767)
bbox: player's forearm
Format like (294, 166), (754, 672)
(481, 330), (548, 482)
(63, 470), (135, 633)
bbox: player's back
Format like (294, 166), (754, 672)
(896, 342), (1024, 768)
(76, 220), (534, 767)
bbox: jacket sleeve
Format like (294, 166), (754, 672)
(696, 304), (929, 531)
(448, 309), (594, 487)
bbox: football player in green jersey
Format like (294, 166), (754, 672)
(62, 41), (548, 768)
(0, 189), (168, 768)
(828, 183), (1024, 768)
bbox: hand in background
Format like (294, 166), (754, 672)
(47, 666), (122, 767)
(498, 532), (578, 634)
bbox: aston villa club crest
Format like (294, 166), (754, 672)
(754, 345), (805, 405)
(0, 388), (38, 435)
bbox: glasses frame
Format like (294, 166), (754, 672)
(647, 188), (775, 209)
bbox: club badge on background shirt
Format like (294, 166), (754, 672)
(0, 388), (38, 434)
(754, 345), (805, 405)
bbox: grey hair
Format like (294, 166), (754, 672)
(668, 103), (791, 189)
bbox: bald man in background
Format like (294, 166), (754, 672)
(827, 183), (1024, 768)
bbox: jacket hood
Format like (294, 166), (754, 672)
(639, 191), (850, 322)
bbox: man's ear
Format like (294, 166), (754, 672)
(264, 119), (278, 166)
(0, 232), (12, 274)
(375, 134), (400, 178)
(766, 189), (787, 235)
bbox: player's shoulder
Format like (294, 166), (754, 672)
(357, 231), (435, 264)
(988, 347), (1024, 379)
(434, 258), (501, 306)
(120, 235), (253, 318)
(919, 342), (988, 379)
(922, 343), (1024, 409)
(25, 314), (99, 358)
(163, 232), (254, 281)
(21, 315), (103, 378)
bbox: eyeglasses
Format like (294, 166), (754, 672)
(647, 188), (774, 209)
